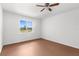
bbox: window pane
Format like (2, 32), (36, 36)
(20, 20), (26, 32)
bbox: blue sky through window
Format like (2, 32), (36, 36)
(20, 20), (26, 28)
(20, 20), (32, 28)
(27, 21), (32, 28)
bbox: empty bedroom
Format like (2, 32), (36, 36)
(0, 3), (79, 56)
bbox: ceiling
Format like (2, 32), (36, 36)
(1, 3), (79, 19)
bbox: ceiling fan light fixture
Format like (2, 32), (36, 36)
(36, 3), (60, 12)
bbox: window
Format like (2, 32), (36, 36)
(19, 19), (32, 32)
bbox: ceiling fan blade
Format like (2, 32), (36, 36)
(36, 5), (45, 7)
(45, 3), (50, 6)
(40, 8), (45, 12)
(49, 3), (59, 7)
(48, 8), (52, 11)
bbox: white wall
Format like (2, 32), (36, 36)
(3, 11), (40, 45)
(0, 4), (3, 53)
(42, 8), (79, 49)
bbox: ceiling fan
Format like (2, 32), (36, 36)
(36, 3), (59, 12)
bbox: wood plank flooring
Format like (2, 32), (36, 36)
(0, 38), (79, 56)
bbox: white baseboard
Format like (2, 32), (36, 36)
(3, 38), (40, 46)
(41, 37), (79, 49)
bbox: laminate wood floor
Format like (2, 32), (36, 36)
(1, 38), (79, 56)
